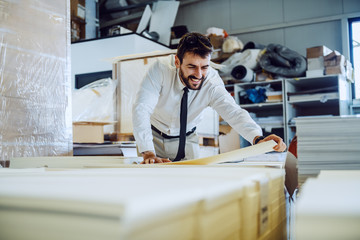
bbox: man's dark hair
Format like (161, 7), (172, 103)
(176, 32), (213, 63)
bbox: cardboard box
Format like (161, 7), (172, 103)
(324, 50), (341, 61)
(306, 69), (324, 78)
(71, 19), (85, 42)
(219, 125), (240, 153)
(73, 121), (112, 143)
(266, 91), (282, 102)
(307, 57), (324, 70)
(324, 55), (345, 67)
(325, 65), (346, 76)
(208, 34), (224, 49)
(306, 46), (332, 59)
(71, 0), (85, 19)
(324, 54), (345, 68)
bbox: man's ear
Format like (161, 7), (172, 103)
(174, 55), (180, 68)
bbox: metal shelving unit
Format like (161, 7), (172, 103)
(284, 74), (352, 145)
(234, 79), (286, 147)
(233, 75), (352, 146)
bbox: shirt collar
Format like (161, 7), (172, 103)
(175, 68), (186, 92)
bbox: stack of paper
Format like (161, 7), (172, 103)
(295, 115), (360, 184)
(0, 166), (286, 240)
(296, 170), (360, 240)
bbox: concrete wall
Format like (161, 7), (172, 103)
(175, 0), (360, 58)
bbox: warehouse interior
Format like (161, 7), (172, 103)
(1, 0), (360, 239)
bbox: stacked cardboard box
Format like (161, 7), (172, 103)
(306, 46), (354, 81)
(324, 51), (354, 81)
(305, 45), (332, 77)
(0, 166), (286, 240)
(0, 0), (72, 167)
(71, 0), (86, 42)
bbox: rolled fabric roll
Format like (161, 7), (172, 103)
(259, 44), (306, 77)
(231, 65), (254, 82)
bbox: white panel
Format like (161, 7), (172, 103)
(196, 107), (219, 136)
(230, 0), (283, 30)
(136, 5), (152, 34)
(284, 21), (342, 57)
(71, 34), (169, 89)
(174, 0), (231, 34)
(284, 0), (342, 22)
(236, 29), (285, 48)
(343, 0), (360, 13)
(149, 1), (179, 45)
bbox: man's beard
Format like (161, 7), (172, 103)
(179, 68), (205, 90)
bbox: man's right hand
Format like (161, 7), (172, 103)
(141, 151), (172, 164)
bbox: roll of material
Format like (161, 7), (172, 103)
(242, 41), (266, 51)
(231, 65), (254, 82)
(259, 44), (306, 77)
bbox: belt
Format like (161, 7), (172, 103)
(151, 125), (196, 139)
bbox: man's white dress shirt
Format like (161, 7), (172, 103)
(132, 55), (262, 154)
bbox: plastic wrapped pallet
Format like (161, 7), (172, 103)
(0, 166), (286, 240)
(0, 0), (73, 166)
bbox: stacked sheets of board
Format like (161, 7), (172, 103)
(296, 170), (360, 240)
(295, 115), (360, 184)
(0, 166), (286, 240)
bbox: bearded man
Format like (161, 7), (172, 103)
(132, 32), (286, 164)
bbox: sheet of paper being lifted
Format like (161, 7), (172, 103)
(163, 140), (277, 165)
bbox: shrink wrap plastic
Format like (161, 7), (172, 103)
(0, 0), (72, 165)
(72, 78), (117, 122)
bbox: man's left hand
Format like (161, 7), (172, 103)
(257, 134), (287, 152)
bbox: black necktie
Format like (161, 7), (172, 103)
(173, 87), (188, 161)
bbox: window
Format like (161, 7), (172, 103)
(349, 17), (360, 99)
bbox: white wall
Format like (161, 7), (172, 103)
(71, 34), (169, 88)
(175, 0), (360, 58)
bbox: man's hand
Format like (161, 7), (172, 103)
(254, 134), (287, 152)
(141, 151), (172, 164)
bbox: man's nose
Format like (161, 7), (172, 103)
(194, 68), (202, 78)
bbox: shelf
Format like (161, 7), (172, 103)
(234, 79), (283, 87)
(284, 74), (351, 145)
(240, 102), (283, 108)
(288, 92), (339, 104)
(257, 123), (284, 129)
(232, 74), (351, 147)
(286, 74), (345, 89)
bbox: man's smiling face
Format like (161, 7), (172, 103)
(175, 52), (210, 90)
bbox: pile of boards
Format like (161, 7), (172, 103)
(296, 170), (360, 240)
(0, 163), (286, 240)
(295, 115), (360, 185)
